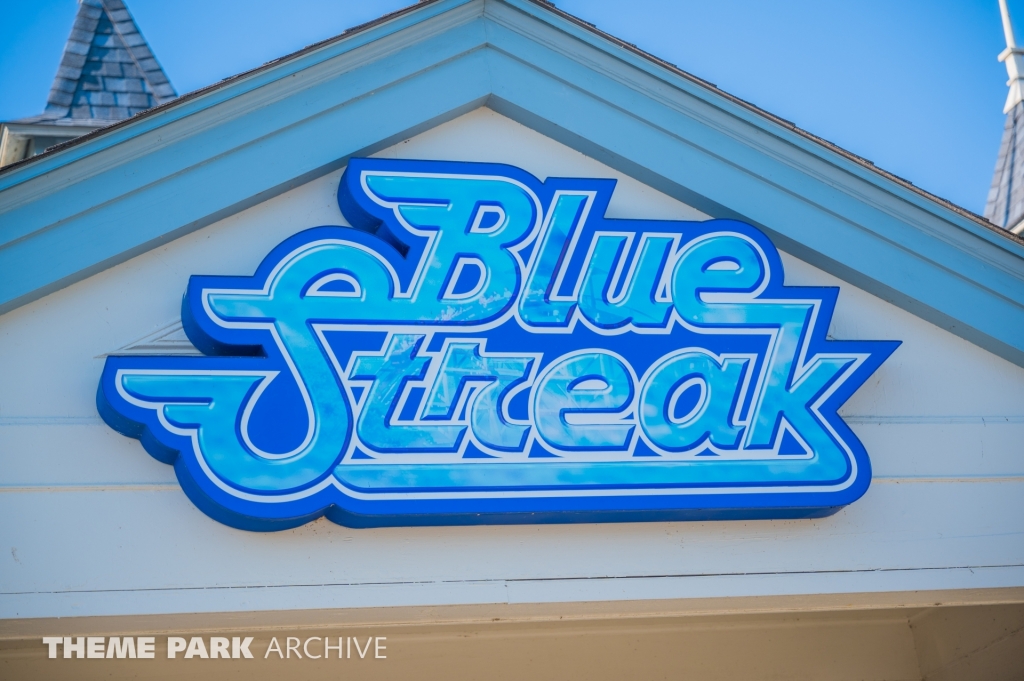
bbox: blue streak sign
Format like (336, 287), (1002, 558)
(97, 159), (899, 530)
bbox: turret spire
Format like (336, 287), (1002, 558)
(998, 0), (1024, 113)
(43, 0), (176, 123)
(984, 0), (1024, 234)
(0, 0), (175, 167)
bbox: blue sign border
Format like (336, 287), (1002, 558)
(97, 158), (899, 530)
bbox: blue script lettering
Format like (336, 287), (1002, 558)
(97, 159), (899, 529)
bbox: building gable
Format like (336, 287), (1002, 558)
(2, 108), (1021, 617)
(0, 0), (1021, 372)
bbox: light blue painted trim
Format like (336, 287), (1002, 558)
(472, 23), (1024, 364)
(0, 19), (495, 309)
(0, 0), (1021, 369)
(493, 0), (1022, 254)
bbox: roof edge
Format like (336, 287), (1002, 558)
(0, 0), (1020, 370)
(1, 0), (1019, 251)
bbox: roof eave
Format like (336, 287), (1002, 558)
(1, 0), (1018, 249)
(0, 0), (1021, 369)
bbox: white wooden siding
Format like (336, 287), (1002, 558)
(1, 110), (1021, 619)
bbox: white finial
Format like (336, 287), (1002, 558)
(999, 0), (1024, 112)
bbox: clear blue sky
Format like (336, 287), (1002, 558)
(0, 0), (1014, 214)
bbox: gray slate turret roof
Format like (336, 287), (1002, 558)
(984, 100), (1024, 234)
(19, 0), (175, 127)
